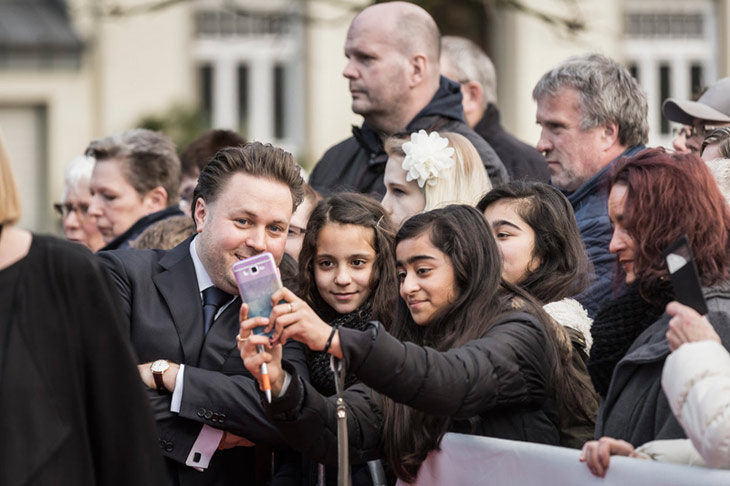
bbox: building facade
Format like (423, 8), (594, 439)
(1, 0), (728, 232)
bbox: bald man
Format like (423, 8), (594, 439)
(309, 1), (507, 197)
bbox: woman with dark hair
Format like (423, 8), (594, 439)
(478, 181), (598, 447)
(581, 147), (730, 476)
(477, 182), (591, 305)
(239, 205), (575, 483)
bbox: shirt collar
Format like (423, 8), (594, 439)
(190, 235), (213, 294)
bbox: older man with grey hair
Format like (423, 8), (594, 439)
(533, 53), (648, 317)
(309, 1), (507, 197)
(440, 36), (549, 182)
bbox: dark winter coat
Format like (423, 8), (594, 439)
(266, 312), (560, 466)
(474, 104), (549, 183)
(564, 144), (644, 317)
(595, 281), (730, 446)
(309, 77), (508, 198)
(101, 205), (184, 251)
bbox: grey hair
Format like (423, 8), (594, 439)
(86, 128), (181, 206)
(63, 155), (96, 200)
(533, 53), (649, 147)
(441, 36), (497, 108)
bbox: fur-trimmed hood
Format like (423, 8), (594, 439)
(543, 298), (593, 355)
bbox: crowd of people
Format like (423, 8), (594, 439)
(4, 1), (730, 485)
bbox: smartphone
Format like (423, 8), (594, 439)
(232, 252), (282, 337)
(663, 235), (708, 315)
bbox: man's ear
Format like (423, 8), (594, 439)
(602, 121), (620, 151)
(193, 198), (207, 234)
(409, 54), (428, 88)
(143, 186), (168, 212)
(461, 80), (484, 122)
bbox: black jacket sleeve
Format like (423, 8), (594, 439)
(341, 314), (550, 418)
(267, 361), (385, 466)
(265, 312), (551, 464)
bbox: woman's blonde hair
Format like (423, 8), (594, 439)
(0, 134), (21, 225)
(385, 131), (491, 211)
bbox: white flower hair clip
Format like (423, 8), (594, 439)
(401, 130), (455, 188)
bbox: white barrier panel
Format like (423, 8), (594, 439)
(400, 433), (730, 486)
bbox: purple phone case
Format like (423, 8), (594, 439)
(232, 252), (282, 336)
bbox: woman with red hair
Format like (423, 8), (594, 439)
(582, 147), (730, 476)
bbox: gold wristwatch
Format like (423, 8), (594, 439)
(151, 359), (171, 391)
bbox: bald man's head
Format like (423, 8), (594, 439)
(352, 2), (440, 64)
(343, 2), (442, 133)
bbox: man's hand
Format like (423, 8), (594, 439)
(138, 361), (181, 391)
(218, 432), (256, 450)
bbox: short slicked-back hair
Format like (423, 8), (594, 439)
(441, 36), (497, 107)
(193, 142), (304, 216)
(533, 53), (649, 147)
(86, 128), (182, 206)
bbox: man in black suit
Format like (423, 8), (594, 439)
(99, 143), (308, 485)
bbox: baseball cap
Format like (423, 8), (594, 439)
(662, 77), (730, 125)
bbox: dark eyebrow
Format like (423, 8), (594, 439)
(317, 253), (372, 260)
(491, 219), (523, 231)
(396, 254), (437, 266)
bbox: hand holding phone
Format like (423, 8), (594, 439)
(663, 235), (708, 315)
(233, 252), (282, 402)
(233, 253), (282, 338)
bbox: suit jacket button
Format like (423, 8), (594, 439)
(204, 410), (213, 420)
(197, 408), (205, 418)
(219, 413), (226, 423)
(165, 443), (173, 452)
(159, 439), (166, 449)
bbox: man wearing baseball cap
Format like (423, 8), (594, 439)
(663, 77), (730, 154)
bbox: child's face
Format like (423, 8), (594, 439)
(396, 232), (456, 326)
(382, 156), (426, 227)
(314, 223), (376, 315)
(482, 199), (538, 286)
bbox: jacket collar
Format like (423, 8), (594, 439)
(101, 205), (185, 251)
(351, 76), (466, 162)
(563, 144), (645, 206)
(153, 236), (206, 363)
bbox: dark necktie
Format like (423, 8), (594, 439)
(202, 286), (231, 333)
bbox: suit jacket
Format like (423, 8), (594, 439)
(0, 235), (166, 486)
(98, 237), (309, 486)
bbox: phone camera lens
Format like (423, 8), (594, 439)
(251, 266), (258, 274)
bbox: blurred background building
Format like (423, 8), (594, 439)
(1, 0), (729, 232)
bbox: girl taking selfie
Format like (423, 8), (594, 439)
(239, 205), (577, 483)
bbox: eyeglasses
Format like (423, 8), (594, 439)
(672, 124), (720, 139)
(53, 202), (90, 218)
(287, 225), (305, 239)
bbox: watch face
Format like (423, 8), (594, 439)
(151, 360), (170, 373)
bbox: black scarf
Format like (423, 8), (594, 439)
(587, 283), (670, 398)
(309, 303), (373, 397)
